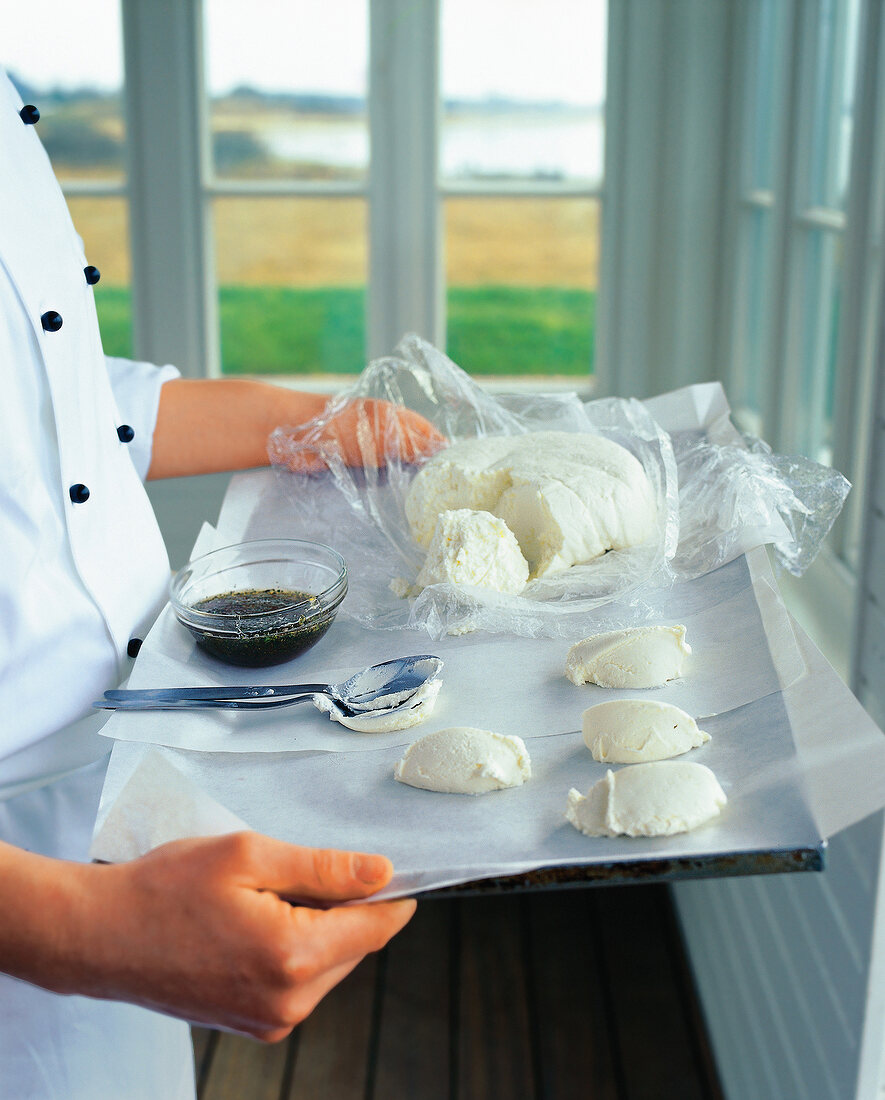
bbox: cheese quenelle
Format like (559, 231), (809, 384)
(566, 761), (727, 837)
(405, 431), (657, 580)
(581, 699), (710, 763)
(565, 625), (690, 688)
(394, 726), (532, 794)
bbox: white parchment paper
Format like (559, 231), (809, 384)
(99, 534), (805, 755)
(92, 383), (885, 890)
(93, 604), (885, 897)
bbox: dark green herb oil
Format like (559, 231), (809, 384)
(186, 587), (334, 667)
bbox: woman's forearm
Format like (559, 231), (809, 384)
(0, 841), (96, 994)
(147, 378), (330, 479)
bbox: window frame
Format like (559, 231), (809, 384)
(722, 0), (885, 680)
(725, 0), (883, 577)
(118, 0), (605, 386)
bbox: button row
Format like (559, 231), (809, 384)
(23, 101), (143, 665)
(19, 102), (100, 290)
(67, 421), (135, 507)
(39, 271), (102, 336)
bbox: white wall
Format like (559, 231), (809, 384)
(146, 472), (231, 571)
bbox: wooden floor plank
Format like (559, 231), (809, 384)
(196, 887), (724, 1100)
(663, 897), (725, 1100)
(457, 895), (536, 1100)
(197, 1030), (289, 1100)
(596, 885), (708, 1100)
(526, 890), (620, 1100)
(286, 953), (379, 1100)
(371, 897), (453, 1100)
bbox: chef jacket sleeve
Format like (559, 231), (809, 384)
(104, 356), (181, 481)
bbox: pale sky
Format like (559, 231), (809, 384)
(2, 0), (606, 105)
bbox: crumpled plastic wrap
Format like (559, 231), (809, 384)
(267, 335), (849, 638)
(670, 430), (851, 579)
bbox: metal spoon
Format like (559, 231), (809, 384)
(95, 655), (443, 717)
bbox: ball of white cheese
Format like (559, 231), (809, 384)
(394, 726), (532, 794)
(405, 431), (656, 580)
(566, 761), (727, 838)
(565, 625), (690, 688)
(581, 699), (710, 763)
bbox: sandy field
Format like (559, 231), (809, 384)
(68, 195), (600, 290)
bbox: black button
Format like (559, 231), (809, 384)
(69, 483), (90, 504)
(84, 265), (101, 285)
(41, 310), (63, 332)
(117, 424), (135, 443)
(127, 638), (143, 658)
(19, 104), (40, 125)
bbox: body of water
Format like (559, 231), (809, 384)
(260, 111), (604, 184)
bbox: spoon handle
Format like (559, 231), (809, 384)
(102, 683), (328, 703)
(93, 694), (317, 712)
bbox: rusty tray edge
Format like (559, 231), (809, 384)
(420, 844), (825, 899)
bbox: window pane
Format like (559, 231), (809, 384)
(4, 0), (126, 185)
(205, 0), (368, 183)
(4, 0), (131, 357)
(445, 197), (598, 376)
(213, 197), (366, 375)
(807, 0), (861, 210)
(440, 0), (606, 186)
(745, 0), (791, 191)
(796, 229), (843, 465)
(731, 207), (775, 435)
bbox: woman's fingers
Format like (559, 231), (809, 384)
(278, 397), (446, 472)
(210, 832), (395, 902)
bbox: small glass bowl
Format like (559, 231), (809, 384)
(170, 539), (347, 667)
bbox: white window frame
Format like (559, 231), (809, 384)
(722, 0), (885, 677)
(118, 0), (604, 388)
(725, 0), (883, 566)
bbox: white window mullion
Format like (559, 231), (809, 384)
(597, 0), (668, 398)
(593, 0), (627, 397)
(769, 0), (809, 455)
(121, 0), (213, 377)
(368, 0), (441, 359)
(718, 0), (752, 418)
(831, 0), (884, 568)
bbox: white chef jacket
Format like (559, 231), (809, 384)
(0, 71), (196, 1098)
(0, 70), (176, 796)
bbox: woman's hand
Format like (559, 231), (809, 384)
(273, 396), (447, 473)
(0, 833), (415, 1042)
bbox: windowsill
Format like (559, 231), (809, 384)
(773, 545), (855, 684)
(236, 373), (598, 398)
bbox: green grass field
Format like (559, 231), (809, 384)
(95, 285), (596, 377)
